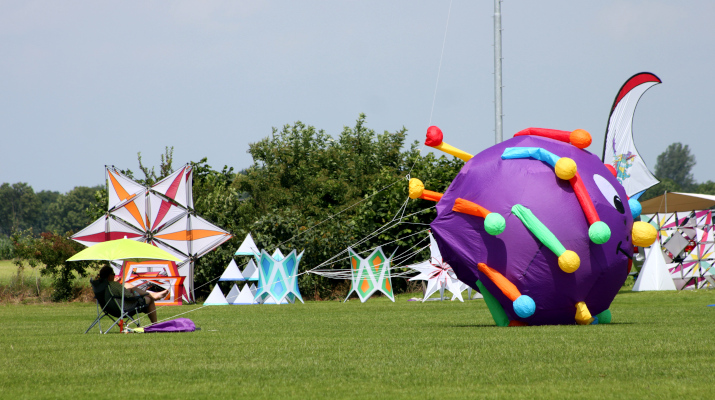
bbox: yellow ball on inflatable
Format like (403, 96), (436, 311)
(408, 178), (425, 199)
(632, 221), (657, 247)
(558, 250), (580, 273)
(554, 157), (577, 180)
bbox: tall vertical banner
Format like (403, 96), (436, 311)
(602, 72), (661, 197)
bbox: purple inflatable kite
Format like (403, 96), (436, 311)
(409, 127), (657, 326)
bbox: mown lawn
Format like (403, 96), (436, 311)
(1, 289), (714, 399)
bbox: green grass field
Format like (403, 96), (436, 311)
(1, 290), (715, 399)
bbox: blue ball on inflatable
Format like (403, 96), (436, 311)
(629, 198), (642, 219)
(513, 295), (536, 318)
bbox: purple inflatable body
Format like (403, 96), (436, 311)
(431, 134), (632, 325)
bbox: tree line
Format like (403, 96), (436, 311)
(641, 142), (715, 200)
(0, 184), (101, 239)
(7, 115), (463, 301)
(3, 117), (712, 301)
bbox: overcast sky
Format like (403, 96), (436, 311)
(2, 1), (713, 193)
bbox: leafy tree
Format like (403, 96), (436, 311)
(654, 143), (696, 191)
(0, 183), (40, 236)
(86, 186), (109, 223)
(12, 230), (100, 301)
(137, 146), (174, 185)
(0, 183), (100, 239)
(190, 158), (247, 296)
(228, 114), (463, 299)
(35, 190), (61, 233)
(641, 178), (682, 202)
(45, 186), (102, 234)
(10, 115), (465, 301)
(695, 180), (715, 195)
(0, 235), (14, 259)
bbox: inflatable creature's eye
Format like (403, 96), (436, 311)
(593, 174), (625, 214)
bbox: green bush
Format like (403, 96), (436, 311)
(0, 236), (14, 259)
(11, 230), (100, 302)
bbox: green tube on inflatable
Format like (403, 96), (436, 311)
(476, 280), (509, 327)
(511, 204), (567, 256)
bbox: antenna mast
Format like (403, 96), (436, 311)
(494, 0), (503, 143)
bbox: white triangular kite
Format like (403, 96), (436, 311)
(220, 259), (244, 281)
(203, 284), (229, 305)
(235, 233), (260, 256)
(225, 284), (241, 304)
(263, 296), (289, 305)
(233, 284), (258, 305)
(242, 259), (259, 281)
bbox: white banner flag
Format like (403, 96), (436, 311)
(602, 72), (661, 197)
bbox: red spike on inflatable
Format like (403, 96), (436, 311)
(425, 126), (444, 146)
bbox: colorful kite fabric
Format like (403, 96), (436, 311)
(418, 126), (656, 326)
(72, 165), (233, 303)
(642, 210), (715, 290)
(121, 260), (185, 306)
(255, 249), (304, 305)
(344, 247), (395, 303)
(602, 72), (661, 197)
(407, 232), (466, 302)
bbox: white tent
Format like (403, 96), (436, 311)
(633, 245), (677, 291)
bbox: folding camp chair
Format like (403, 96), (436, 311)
(84, 278), (146, 334)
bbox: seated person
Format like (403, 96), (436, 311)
(97, 265), (168, 324)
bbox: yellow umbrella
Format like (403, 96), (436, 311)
(70, 239), (180, 332)
(67, 238), (180, 263)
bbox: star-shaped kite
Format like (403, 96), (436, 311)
(407, 232), (467, 302)
(72, 165), (232, 302)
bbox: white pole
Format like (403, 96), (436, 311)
(494, 0), (503, 143)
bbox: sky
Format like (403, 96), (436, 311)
(1, 1), (714, 193)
